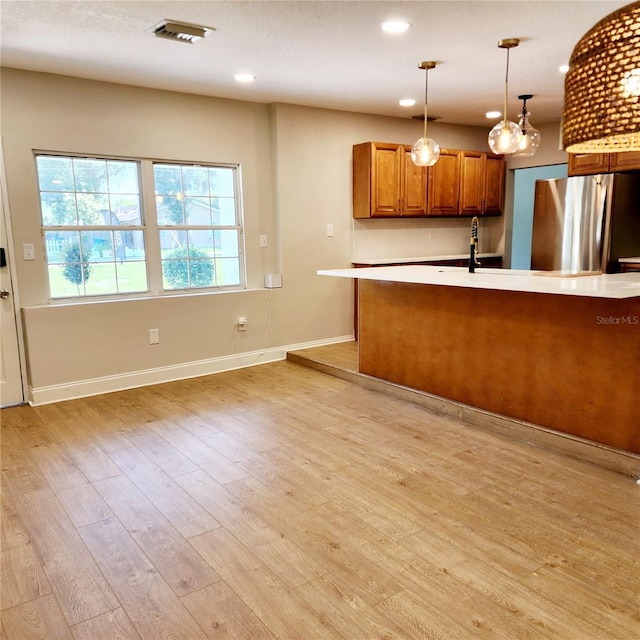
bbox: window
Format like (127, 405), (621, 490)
(154, 163), (242, 290)
(38, 156), (146, 298)
(36, 154), (245, 300)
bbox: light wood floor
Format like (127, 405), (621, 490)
(1, 360), (638, 639)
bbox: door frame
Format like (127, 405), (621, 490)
(1, 137), (28, 406)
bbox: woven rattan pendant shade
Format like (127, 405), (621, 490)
(562, 1), (640, 153)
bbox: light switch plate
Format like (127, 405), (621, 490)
(23, 243), (36, 261)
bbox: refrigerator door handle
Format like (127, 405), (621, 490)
(599, 176), (614, 273)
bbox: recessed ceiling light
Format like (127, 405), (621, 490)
(559, 64), (570, 73)
(234, 74), (255, 83)
(382, 21), (411, 33)
(399, 98), (416, 107)
(486, 111), (502, 119)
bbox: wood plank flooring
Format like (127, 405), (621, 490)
(1, 360), (638, 639)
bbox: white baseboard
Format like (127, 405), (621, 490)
(29, 335), (354, 406)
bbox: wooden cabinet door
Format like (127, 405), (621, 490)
(609, 150), (640, 172)
(483, 154), (505, 215)
(401, 146), (427, 216)
(568, 153), (610, 176)
(459, 151), (484, 216)
(371, 143), (402, 216)
(427, 149), (460, 215)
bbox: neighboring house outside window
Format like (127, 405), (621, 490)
(36, 154), (245, 300)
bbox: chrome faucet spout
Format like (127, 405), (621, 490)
(469, 216), (480, 273)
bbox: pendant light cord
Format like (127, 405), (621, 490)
(423, 67), (429, 140)
(504, 47), (510, 126)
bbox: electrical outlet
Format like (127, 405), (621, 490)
(149, 329), (159, 344)
(237, 317), (247, 331)
(260, 234), (268, 248)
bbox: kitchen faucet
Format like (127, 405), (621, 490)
(469, 216), (480, 273)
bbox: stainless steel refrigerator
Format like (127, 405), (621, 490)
(531, 173), (640, 274)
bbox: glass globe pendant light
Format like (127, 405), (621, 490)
(512, 94), (541, 157)
(488, 38), (521, 155)
(411, 61), (440, 167)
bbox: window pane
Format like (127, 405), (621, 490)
(211, 197), (236, 225)
(48, 264), (85, 298)
(92, 230), (115, 259)
(73, 158), (108, 193)
(182, 166), (209, 196)
(76, 193), (109, 225)
(188, 230), (214, 256)
(162, 251), (215, 290)
(118, 230), (146, 262)
(45, 231), (78, 264)
(185, 197), (211, 225)
(41, 192), (78, 226)
(159, 229), (187, 256)
(49, 235), (92, 297)
(215, 230), (240, 257)
(162, 248), (190, 290)
(114, 261), (148, 293)
(109, 195), (142, 225)
(215, 258), (241, 286)
(37, 156), (74, 192)
(188, 258), (215, 288)
(209, 168), (235, 197)
(108, 161), (139, 194)
(153, 165), (182, 195)
(83, 261), (117, 296)
(157, 196), (185, 225)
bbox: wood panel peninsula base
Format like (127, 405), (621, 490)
(319, 266), (640, 455)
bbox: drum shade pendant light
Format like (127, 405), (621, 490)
(513, 94), (541, 157)
(411, 61), (440, 167)
(563, 1), (640, 152)
(488, 38), (521, 155)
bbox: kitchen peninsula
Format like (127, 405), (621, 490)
(318, 266), (640, 454)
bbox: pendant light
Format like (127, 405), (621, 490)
(411, 61), (440, 167)
(488, 38), (521, 155)
(562, 1), (640, 152)
(512, 94), (541, 157)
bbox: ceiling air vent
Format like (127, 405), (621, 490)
(150, 19), (214, 44)
(412, 114), (440, 122)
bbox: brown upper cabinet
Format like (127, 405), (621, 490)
(440, 150), (504, 217)
(353, 142), (505, 218)
(352, 142), (427, 218)
(567, 150), (640, 176)
(426, 149), (460, 215)
(428, 149), (505, 217)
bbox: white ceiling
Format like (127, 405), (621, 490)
(0, 0), (630, 127)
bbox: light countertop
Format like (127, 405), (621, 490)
(318, 265), (640, 299)
(619, 257), (640, 264)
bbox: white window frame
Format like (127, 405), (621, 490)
(151, 161), (245, 293)
(36, 152), (246, 302)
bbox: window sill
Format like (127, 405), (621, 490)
(23, 286), (272, 310)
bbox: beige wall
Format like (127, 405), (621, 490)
(1, 68), (565, 400)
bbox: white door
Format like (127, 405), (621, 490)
(0, 148), (25, 407)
